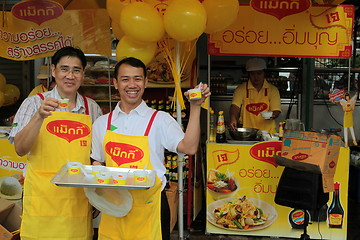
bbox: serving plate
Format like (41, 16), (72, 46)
(51, 164), (156, 190)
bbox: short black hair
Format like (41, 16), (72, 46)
(52, 46), (87, 69)
(114, 57), (147, 79)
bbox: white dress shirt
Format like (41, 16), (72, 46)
(91, 100), (185, 189)
(9, 85), (103, 143)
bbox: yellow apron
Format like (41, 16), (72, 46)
(21, 94), (92, 240)
(344, 103), (353, 128)
(242, 82), (276, 133)
(98, 111), (162, 240)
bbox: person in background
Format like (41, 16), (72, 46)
(90, 57), (210, 240)
(28, 65), (52, 97)
(8, 46), (102, 240)
(229, 58), (281, 134)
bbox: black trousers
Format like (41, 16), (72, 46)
(161, 189), (171, 240)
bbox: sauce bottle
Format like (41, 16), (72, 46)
(216, 111), (226, 143)
(209, 108), (216, 142)
(328, 182), (344, 228)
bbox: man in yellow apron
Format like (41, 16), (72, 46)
(90, 57), (210, 240)
(230, 58), (281, 134)
(8, 47), (102, 240)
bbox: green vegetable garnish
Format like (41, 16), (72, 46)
(232, 219), (243, 229)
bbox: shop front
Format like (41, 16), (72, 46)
(204, 2), (354, 239)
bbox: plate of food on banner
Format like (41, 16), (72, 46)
(207, 196), (278, 231)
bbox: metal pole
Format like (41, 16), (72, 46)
(175, 41), (184, 240)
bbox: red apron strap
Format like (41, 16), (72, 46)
(144, 111), (159, 136)
(82, 95), (89, 115)
(265, 88), (268, 97)
(246, 82), (249, 98)
(37, 93), (44, 100)
(107, 111), (113, 131)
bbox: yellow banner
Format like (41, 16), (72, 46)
(0, 138), (27, 177)
(206, 142), (348, 238)
(0, 9), (111, 61)
(208, 4), (354, 58)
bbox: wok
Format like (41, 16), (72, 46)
(229, 127), (261, 141)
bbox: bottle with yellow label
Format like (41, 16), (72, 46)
(209, 108), (216, 142)
(216, 111), (226, 143)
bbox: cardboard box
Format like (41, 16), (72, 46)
(0, 198), (21, 240)
(280, 130), (342, 192)
(166, 182), (178, 233)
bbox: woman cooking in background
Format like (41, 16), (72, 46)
(229, 58), (281, 134)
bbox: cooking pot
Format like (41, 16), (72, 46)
(229, 128), (261, 141)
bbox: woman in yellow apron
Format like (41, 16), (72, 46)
(9, 47), (103, 240)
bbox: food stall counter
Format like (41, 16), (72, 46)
(206, 140), (349, 239)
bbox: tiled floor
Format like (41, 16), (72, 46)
(170, 197), (360, 240)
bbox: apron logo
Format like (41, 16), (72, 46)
(250, 141), (282, 167)
(246, 102), (268, 116)
(105, 141), (144, 166)
(46, 120), (90, 142)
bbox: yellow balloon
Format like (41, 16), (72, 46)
(0, 91), (4, 107)
(120, 2), (165, 43)
(106, 0), (129, 23)
(164, 0), (207, 42)
(3, 84), (20, 106)
(111, 21), (125, 40)
(116, 36), (157, 65)
(202, 0), (239, 34)
(0, 73), (6, 92)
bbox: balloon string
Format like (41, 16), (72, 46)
(158, 38), (197, 111)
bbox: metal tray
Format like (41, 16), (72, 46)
(51, 164), (156, 190)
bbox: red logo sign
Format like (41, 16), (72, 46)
(105, 141), (144, 166)
(246, 102), (268, 116)
(329, 161), (336, 168)
(12, 0), (64, 25)
(46, 120), (90, 143)
(250, 0), (311, 20)
(250, 141), (282, 167)
(292, 153), (309, 161)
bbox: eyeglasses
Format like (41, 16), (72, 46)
(57, 66), (83, 76)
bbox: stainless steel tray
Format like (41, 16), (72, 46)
(51, 164), (156, 190)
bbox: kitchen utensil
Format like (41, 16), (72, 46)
(229, 127), (261, 141)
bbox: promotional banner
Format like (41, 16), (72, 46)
(0, 138), (27, 177)
(206, 142), (348, 239)
(0, 1), (111, 61)
(208, 2), (354, 58)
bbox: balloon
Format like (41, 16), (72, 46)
(120, 2), (165, 43)
(0, 91), (4, 107)
(116, 36), (157, 65)
(163, 0), (207, 42)
(111, 21), (125, 40)
(0, 73), (6, 92)
(202, 0), (239, 34)
(106, 0), (129, 24)
(3, 84), (20, 106)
